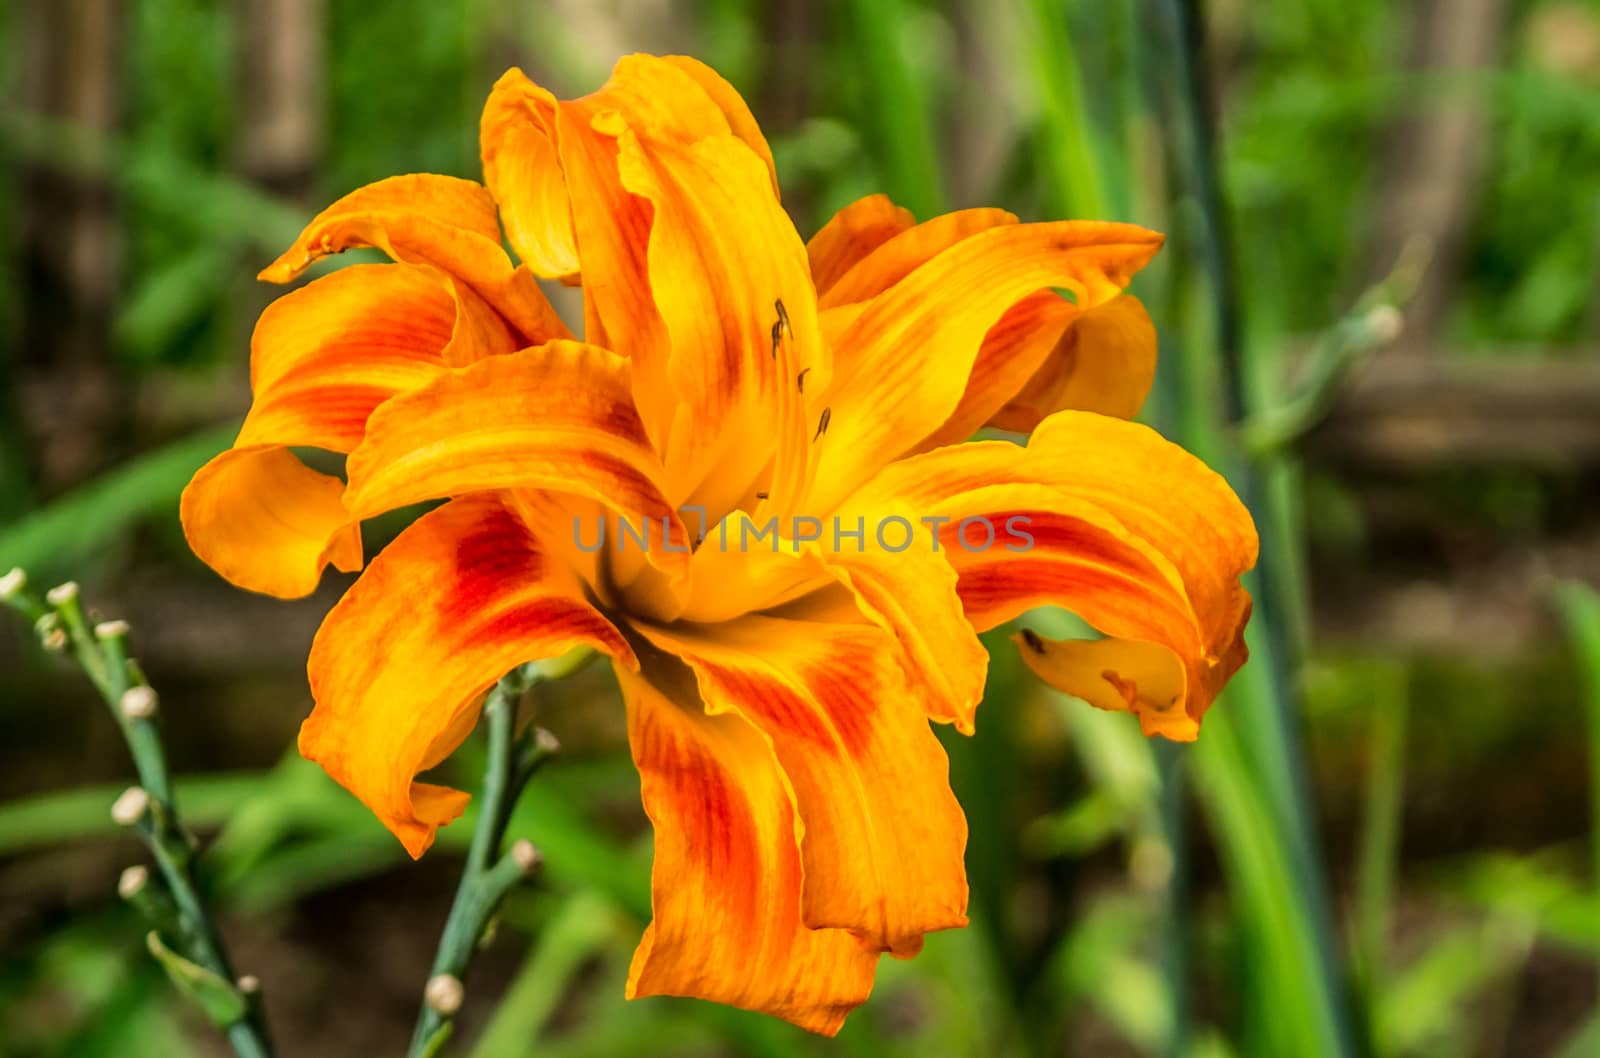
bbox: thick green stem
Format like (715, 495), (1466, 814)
(1354, 662), (1408, 1004)
(407, 665), (553, 1058)
(2, 571), (272, 1058)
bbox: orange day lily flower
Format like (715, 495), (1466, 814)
(179, 54), (1257, 1033)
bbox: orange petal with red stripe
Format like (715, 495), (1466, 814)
(841, 412), (1255, 735)
(806, 194), (915, 295)
(180, 263), (478, 598)
(805, 222), (1164, 513)
(634, 613), (968, 954)
(258, 173), (568, 344)
(342, 341), (691, 571)
(616, 660), (878, 1035)
(990, 293), (1158, 432)
(303, 494), (633, 858)
(614, 129), (824, 514)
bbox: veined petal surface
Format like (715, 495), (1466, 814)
(618, 661), (878, 1035)
(634, 613), (968, 954)
(303, 494), (633, 858)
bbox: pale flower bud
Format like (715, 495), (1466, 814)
(111, 786), (152, 827)
(424, 973), (464, 1016)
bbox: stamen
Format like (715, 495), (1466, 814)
(755, 491), (769, 500)
(1020, 628), (1047, 654)
(796, 367), (810, 393)
(813, 407), (831, 442)
(770, 298), (792, 359)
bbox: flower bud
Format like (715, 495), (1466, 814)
(118, 864), (150, 899)
(112, 786), (152, 827)
(424, 973), (464, 1016)
(45, 581), (79, 607)
(510, 839), (544, 876)
(120, 686), (159, 721)
(95, 619), (130, 640)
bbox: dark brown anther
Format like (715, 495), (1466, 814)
(770, 298), (792, 359)
(812, 406), (831, 442)
(755, 491), (769, 500)
(1020, 628), (1047, 655)
(796, 367), (810, 393)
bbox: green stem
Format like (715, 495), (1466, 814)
(1354, 661), (1408, 1002)
(1554, 582), (1600, 1045)
(840, 0), (945, 218)
(1140, 0), (1357, 1052)
(2, 571), (272, 1058)
(1151, 740), (1190, 1058)
(408, 665), (553, 1058)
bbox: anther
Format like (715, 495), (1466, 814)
(0, 568), (25, 600)
(755, 491), (769, 500)
(1019, 628), (1047, 655)
(796, 367), (810, 393)
(812, 407), (831, 442)
(770, 298), (792, 359)
(46, 581), (79, 607)
(238, 975), (261, 996)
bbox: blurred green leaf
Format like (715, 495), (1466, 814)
(0, 424), (236, 581)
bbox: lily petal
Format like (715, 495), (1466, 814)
(634, 613), (968, 954)
(480, 69), (577, 280)
(807, 194), (916, 295)
(617, 659), (878, 1035)
(181, 264), (477, 598)
(343, 341), (691, 572)
(840, 412), (1256, 735)
(258, 173), (569, 344)
(805, 222), (1164, 513)
(302, 494), (633, 858)
(816, 539), (990, 734)
(989, 293), (1158, 432)
(657, 55), (777, 191)
(181, 448), (362, 600)
(614, 129), (823, 514)
(480, 54), (768, 309)
(819, 207), (1016, 309)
